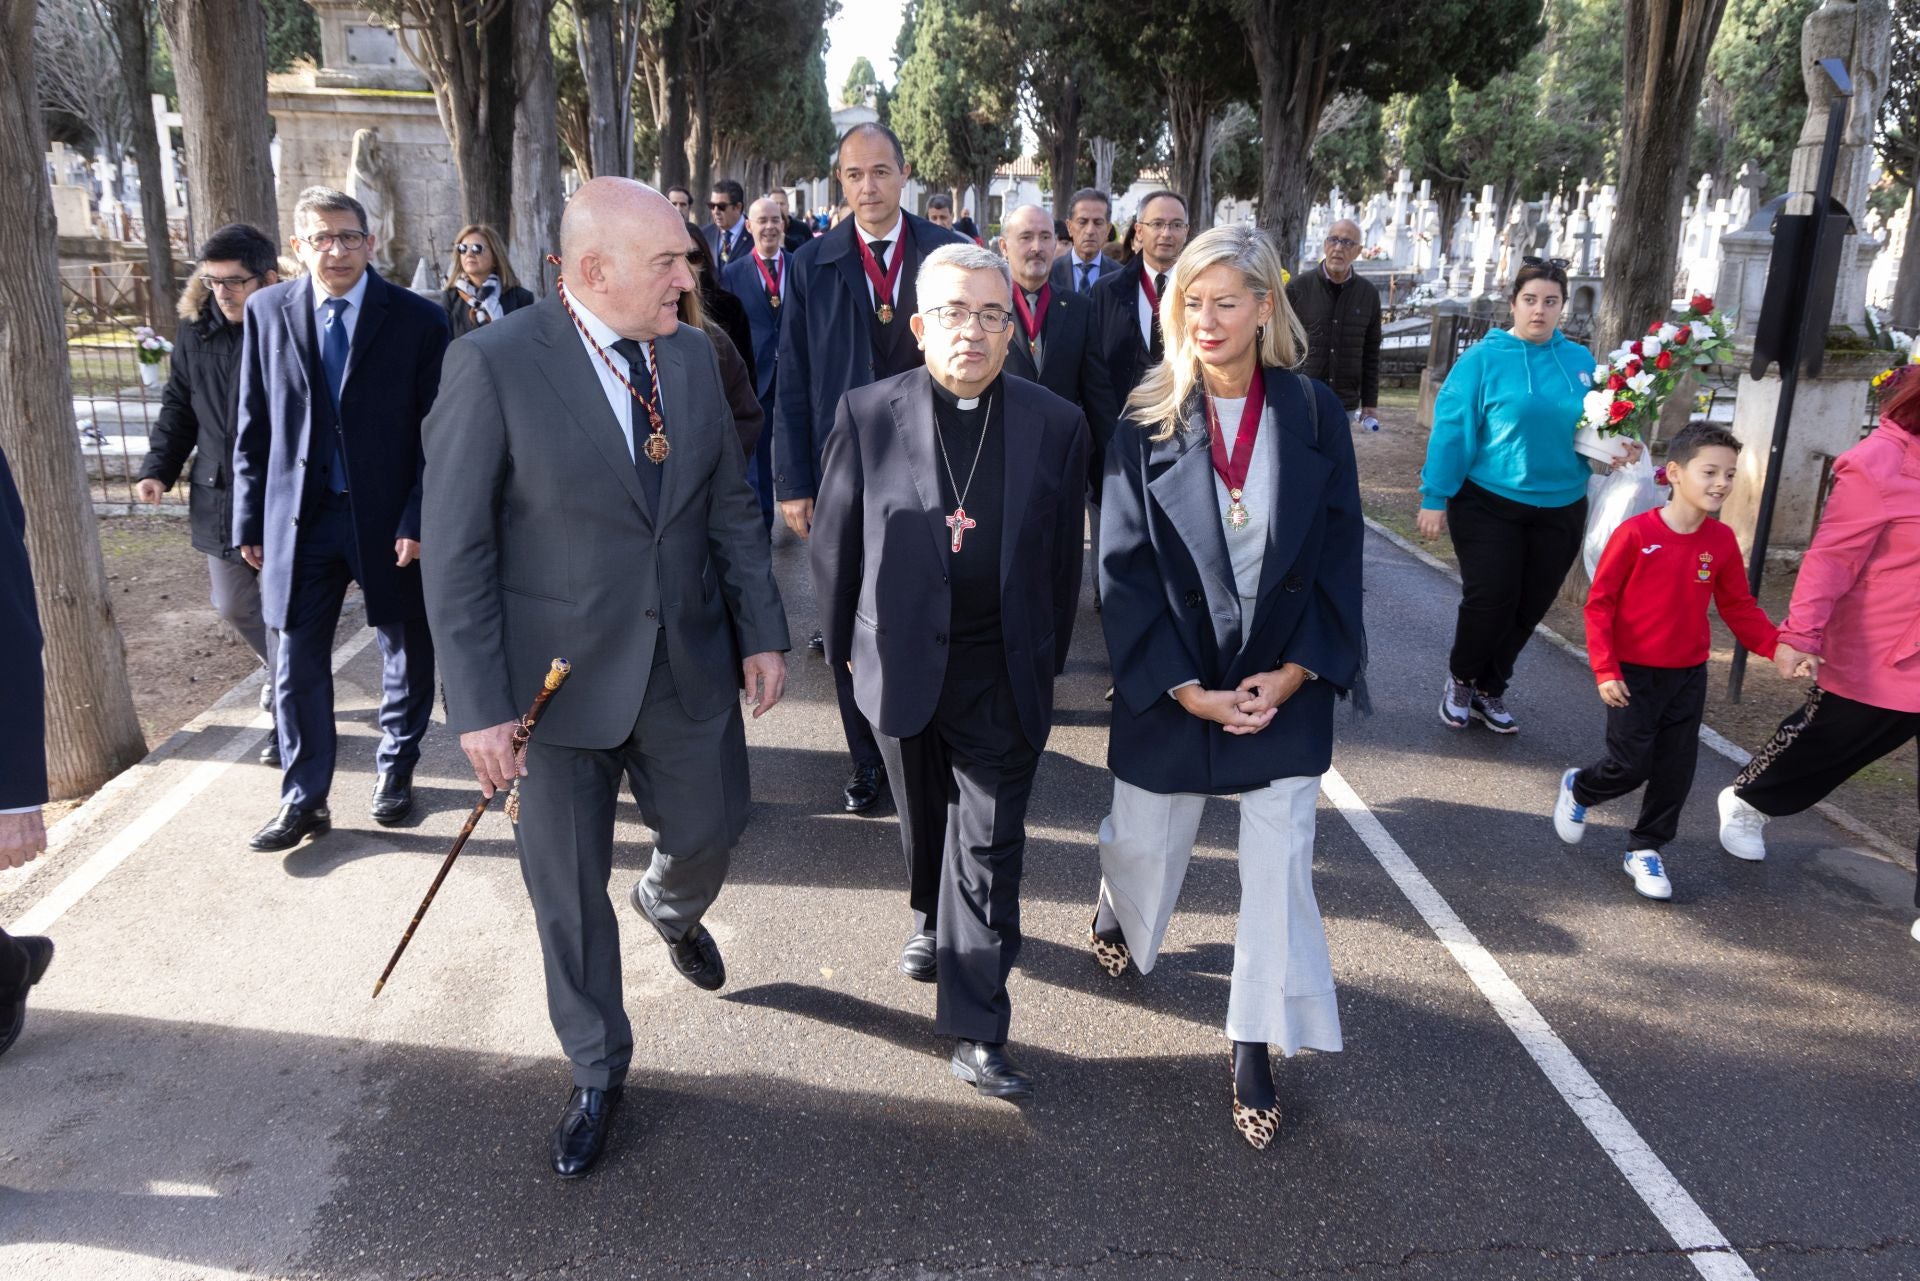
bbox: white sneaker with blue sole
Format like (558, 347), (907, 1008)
(1553, 768), (1586, 844)
(1623, 849), (1672, 900)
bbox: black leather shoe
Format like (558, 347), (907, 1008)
(807, 628), (825, 652)
(950, 1039), (1034, 1101)
(370, 770), (414, 826)
(548, 1084), (623, 1179)
(628, 882), (726, 991)
(843, 763), (886, 814)
(0, 936), (55, 1059)
(258, 730), (281, 768)
(899, 932), (937, 982)
(250, 803), (330, 852)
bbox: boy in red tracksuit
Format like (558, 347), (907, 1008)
(1552, 423), (1784, 900)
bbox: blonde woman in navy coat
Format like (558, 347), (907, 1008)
(1093, 225), (1366, 1150)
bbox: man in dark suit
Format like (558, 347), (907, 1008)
(721, 196), (792, 531)
(0, 444), (56, 1058)
(232, 186), (449, 851)
(772, 121), (966, 816)
(766, 188), (812, 253)
(811, 244), (1087, 1100)
(1091, 189), (1191, 407)
(423, 178), (789, 1178)
(1049, 188), (1123, 295)
(702, 179), (750, 268)
(136, 223), (283, 766)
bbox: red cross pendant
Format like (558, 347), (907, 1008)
(946, 506), (977, 552)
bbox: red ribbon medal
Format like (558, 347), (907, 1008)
(1204, 368), (1265, 532)
(855, 232), (904, 323)
(1012, 282), (1051, 345)
(753, 249), (783, 310)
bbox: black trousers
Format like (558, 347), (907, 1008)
(1572, 663), (1706, 850)
(0, 929), (25, 993)
(1446, 481), (1587, 696)
(833, 658), (882, 770)
(1735, 686), (1920, 905)
(875, 647), (1038, 1044)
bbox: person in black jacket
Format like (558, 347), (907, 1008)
(136, 223), (284, 764)
(440, 223), (535, 339)
(1284, 218), (1382, 428)
(1, 443), (56, 1058)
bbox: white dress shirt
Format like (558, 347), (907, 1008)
(1136, 261), (1165, 349)
(855, 212), (906, 309)
(566, 291), (663, 462)
(311, 269), (370, 347)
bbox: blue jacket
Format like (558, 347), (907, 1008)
(0, 445), (47, 809)
(720, 248), (788, 407)
(1099, 371), (1365, 795)
(1419, 328), (1594, 511)
(232, 270), (450, 628)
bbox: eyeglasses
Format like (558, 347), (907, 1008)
(455, 242), (488, 256)
(1522, 255), (1571, 271)
(1142, 219), (1188, 234)
(924, 304), (1013, 333)
(708, 201), (735, 212)
(200, 273), (259, 292)
(301, 231), (367, 251)
(1325, 236), (1360, 250)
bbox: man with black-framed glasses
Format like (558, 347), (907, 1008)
(137, 223), (284, 763)
(1285, 217), (1382, 430)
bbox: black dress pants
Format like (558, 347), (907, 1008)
(1572, 663), (1706, 850)
(1735, 686), (1920, 905)
(1446, 481), (1587, 696)
(0, 929), (26, 993)
(875, 648), (1038, 1045)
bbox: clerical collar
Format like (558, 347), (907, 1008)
(931, 376), (997, 413)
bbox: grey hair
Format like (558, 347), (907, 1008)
(916, 243), (1011, 302)
(293, 185), (369, 235)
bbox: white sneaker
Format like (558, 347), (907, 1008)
(1439, 674), (1472, 729)
(1716, 786), (1768, 861)
(1553, 768), (1586, 844)
(1623, 850), (1672, 900)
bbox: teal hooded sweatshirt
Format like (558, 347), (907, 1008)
(1419, 328), (1594, 511)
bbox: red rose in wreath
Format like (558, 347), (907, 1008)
(1608, 372), (1626, 391)
(1672, 326), (1691, 346)
(1690, 293), (1714, 315)
(1609, 399), (1634, 425)
(1655, 350), (1674, 370)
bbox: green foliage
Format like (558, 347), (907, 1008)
(1692, 0), (1821, 196)
(1312, 98), (1384, 200)
(891, 0), (1020, 191)
(1877, 0), (1919, 190)
(1213, 121), (1261, 203)
(264, 0), (322, 73)
(842, 56), (881, 109)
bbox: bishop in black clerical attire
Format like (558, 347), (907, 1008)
(811, 244), (1088, 1099)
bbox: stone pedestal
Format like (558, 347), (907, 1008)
(1721, 350), (1882, 554)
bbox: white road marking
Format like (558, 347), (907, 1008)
(7, 628), (380, 935)
(1322, 767), (1757, 1281)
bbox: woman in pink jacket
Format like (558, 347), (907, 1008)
(1716, 369), (1920, 939)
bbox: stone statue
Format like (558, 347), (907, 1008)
(1788, 0), (1892, 326)
(347, 127), (397, 275)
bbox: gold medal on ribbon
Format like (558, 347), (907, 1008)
(643, 431), (671, 463)
(876, 303), (894, 325)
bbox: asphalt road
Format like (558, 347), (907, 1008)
(2, 523), (1915, 1281)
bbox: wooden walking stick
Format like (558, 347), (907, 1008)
(371, 657), (572, 997)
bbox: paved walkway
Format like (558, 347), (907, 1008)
(2, 527), (1915, 1280)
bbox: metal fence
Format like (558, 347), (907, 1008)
(60, 262), (175, 510)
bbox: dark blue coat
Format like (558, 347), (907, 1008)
(1099, 370), (1365, 795)
(1003, 284), (1118, 499)
(231, 270), (450, 628)
(720, 248), (788, 407)
(811, 369), (1088, 752)
(771, 211), (966, 501)
(1090, 262), (1155, 406)
(0, 445), (47, 809)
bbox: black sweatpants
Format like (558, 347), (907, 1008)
(1446, 480), (1588, 696)
(1734, 686), (1920, 905)
(1572, 663), (1706, 850)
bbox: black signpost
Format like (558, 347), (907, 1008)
(1727, 57), (1856, 703)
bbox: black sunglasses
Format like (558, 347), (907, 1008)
(1522, 255), (1571, 272)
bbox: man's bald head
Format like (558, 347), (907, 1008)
(747, 196), (786, 257)
(559, 177), (696, 340)
(1322, 218), (1363, 279)
(1000, 205), (1057, 292)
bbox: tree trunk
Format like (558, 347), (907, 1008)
(689, 67), (713, 218)
(106, 0), (177, 334)
(1244, 11), (1343, 271)
(574, 0), (629, 179)
(1595, 0), (1730, 357)
(1893, 185), (1920, 333)
(1166, 84), (1213, 224)
(2, 0), (148, 797)
(159, 0), (276, 238)
(655, 3), (692, 191)
(1043, 76), (1080, 222)
(511, 0), (563, 295)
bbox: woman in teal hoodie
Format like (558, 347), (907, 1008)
(1415, 260), (1636, 734)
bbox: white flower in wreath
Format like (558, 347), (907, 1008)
(1582, 390), (1612, 427)
(1590, 363), (1610, 386)
(1690, 320), (1716, 344)
(1627, 370), (1656, 396)
(1657, 323), (1680, 343)
(1642, 336), (1664, 358)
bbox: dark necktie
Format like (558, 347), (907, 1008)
(1024, 290), (1045, 370)
(1149, 272), (1167, 362)
(321, 297), (351, 493)
(718, 227), (734, 264)
(610, 338), (663, 514)
(868, 239), (891, 315)
(1078, 262), (1093, 294)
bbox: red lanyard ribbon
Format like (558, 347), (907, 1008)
(1139, 264), (1161, 311)
(752, 249), (782, 299)
(1204, 368), (1265, 495)
(855, 231), (905, 310)
(1011, 283), (1051, 343)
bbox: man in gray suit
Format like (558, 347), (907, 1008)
(422, 178), (789, 1180)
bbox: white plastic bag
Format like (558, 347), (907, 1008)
(1581, 453), (1662, 580)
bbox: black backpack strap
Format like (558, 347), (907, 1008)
(1294, 370), (1320, 447)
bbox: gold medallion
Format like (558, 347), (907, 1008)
(1226, 490), (1250, 531)
(770, 293), (782, 310)
(876, 303), (894, 325)
(643, 431), (671, 464)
